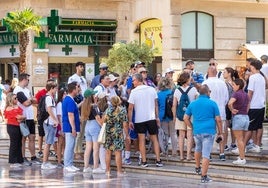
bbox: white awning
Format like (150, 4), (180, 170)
(243, 44), (268, 60)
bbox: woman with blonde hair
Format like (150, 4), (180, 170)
(157, 77), (178, 156)
(81, 88), (107, 174)
(9, 78), (18, 93)
(4, 93), (26, 167)
(104, 96), (130, 176)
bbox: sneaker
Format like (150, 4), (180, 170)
(49, 151), (57, 158)
(83, 167), (92, 173)
(71, 165), (80, 171)
(141, 162), (148, 167)
(219, 154), (226, 161)
(31, 157), (42, 165)
(156, 160), (163, 167)
(92, 167), (105, 174)
(138, 155), (142, 166)
(41, 162), (57, 170)
(64, 166), (77, 172)
(230, 147), (239, 155)
(57, 163), (64, 168)
(248, 145), (261, 153)
(224, 145), (229, 151)
(195, 167), (201, 175)
(124, 158), (132, 165)
(10, 163), (22, 168)
(37, 151), (43, 158)
(23, 157), (32, 166)
(230, 143), (237, 150)
(201, 175), (213, 183)
(245, 142), (254, 152)
(233, 157), (246, 165)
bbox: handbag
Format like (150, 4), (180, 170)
(20, 121), (30, 137)
(98, 123), (106, 144)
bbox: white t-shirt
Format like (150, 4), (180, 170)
(261, 64), (268, 78)
(44, 95), (57, 125)
(13, 86), (34, 120)
(202, 77), (229, 120)
(128, 85), (157, 123)
(248, 73), (266, 109)
(68, 74), (87, 96)
(56, 102), (62, 124)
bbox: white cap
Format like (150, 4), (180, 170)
(99, 62), (108, 69)
(165, 68), (174, 74)
(108, 74), (118, 81)
(98, 92), (109, 99)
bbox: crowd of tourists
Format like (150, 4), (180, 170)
(2, 55), (268, 183)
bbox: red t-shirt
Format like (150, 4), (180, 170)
(4, 107), (23, 126)
(35, 88), (47, 103)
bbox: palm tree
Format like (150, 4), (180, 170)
(4, 8), (42, 73)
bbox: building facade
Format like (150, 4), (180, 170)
(0, 0), (267, 89)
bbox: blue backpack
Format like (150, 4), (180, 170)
(176, 87), (192, 121)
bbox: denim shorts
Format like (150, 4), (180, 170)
(43, 123), (57, 145)
(194, 134), (215, 159)
(232, 114), (249, 131)
(85, 120), (101, 142)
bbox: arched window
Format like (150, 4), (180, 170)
(181, 11), (214, 62)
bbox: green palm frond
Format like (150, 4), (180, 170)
(4, 7), (42, 35)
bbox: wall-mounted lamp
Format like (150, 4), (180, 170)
(237, 49), (243, 55)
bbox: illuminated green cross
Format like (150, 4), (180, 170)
(47, 9), (60, 33)
(62, 45), (72, 55)
(9, 45), (16, 56)
(34, 31), (50, 49)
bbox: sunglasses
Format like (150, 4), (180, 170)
(209, 63), (215, 66)
(101, 67), (108, 71)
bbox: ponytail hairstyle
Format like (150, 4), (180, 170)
(225, 67), (239, 81)
(110, 96), (121, 115)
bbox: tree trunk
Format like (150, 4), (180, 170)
(19, 31), (29, 73)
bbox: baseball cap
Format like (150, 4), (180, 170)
(98, 92), (110, 99)
(135, 61), (145, 67)
(165, 68), (174, 74)
(84, 88), (97, 98)
(138, 67), (147, 73)
(99, 62), (108, 69)
(109, 74), (118, 81)
(185, 60), (194, 66)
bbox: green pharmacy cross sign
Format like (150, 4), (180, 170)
(62, 45), (72, 55)
(9, 45), (16, 56)
(34, 31), (50, 49)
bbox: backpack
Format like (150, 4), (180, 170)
(176, 87), (192, 121)
(37, 95), (49, 126)
(164, 92), (174, 119)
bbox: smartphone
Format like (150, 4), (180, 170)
(216, 137), (222, 143)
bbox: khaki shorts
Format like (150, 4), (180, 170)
(175, 118), (192, 131)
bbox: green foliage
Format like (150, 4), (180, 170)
(103, 40), (158, 74)
(4, 7), (42, 35)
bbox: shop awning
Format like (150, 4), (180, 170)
(243, 44), (268, 60)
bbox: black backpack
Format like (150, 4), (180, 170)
(164, 92), (174, 119)
(37, 95), (49, 126)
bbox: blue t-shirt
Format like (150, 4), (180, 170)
(157, 89), (172, 122)
(90, 75), (101, 89)
(185, 95), (220, 135)
(126, 76), (133, 90)
(62, 95), (80, 133)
